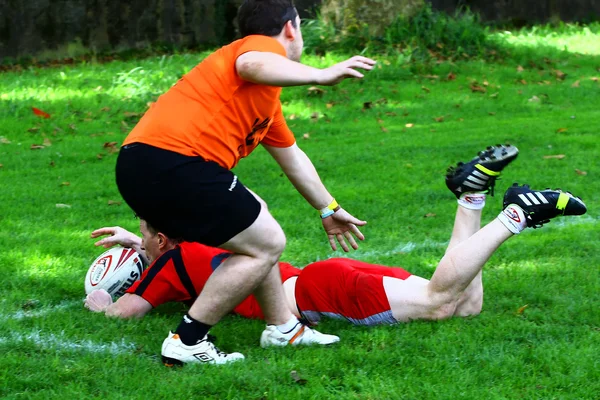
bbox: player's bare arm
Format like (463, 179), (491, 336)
(85, 289), (152, 318)
(91, 226), (148, 264)
(236, 52), (376, 87)
(263, 143), (366, 251)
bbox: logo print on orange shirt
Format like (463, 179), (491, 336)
(238, 117), (271, 158)
(245, 117), (271, 146)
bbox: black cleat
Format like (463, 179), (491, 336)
(446, 144), (519, 198)
(503, 183), (587, 228)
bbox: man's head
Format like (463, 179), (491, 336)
(139, 219), (178, 263)
(238, 0), (304, 62)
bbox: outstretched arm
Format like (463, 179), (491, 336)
(263, 143), (366, 252)
(85, 289), (152, 318)
(90, 226), (148, 265)
(236, 52), (376, 87)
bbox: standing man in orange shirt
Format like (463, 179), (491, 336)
(115, 0), (376, 366)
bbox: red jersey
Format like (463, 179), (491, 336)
(127, 242), (301, 318)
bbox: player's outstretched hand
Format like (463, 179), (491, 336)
(85, 289), (113, 312)
(91, 226), (139, 248)
(322, 208), (367, 252)
(316, 56), (376, 86)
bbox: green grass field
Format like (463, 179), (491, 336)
(1, 26), (599, 399)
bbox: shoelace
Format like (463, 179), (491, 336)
(204, 334), (229, 357)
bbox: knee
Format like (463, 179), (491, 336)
(429, 301), (458, 320)
(455, 295), (483, 317)
(260, 223), (286, 264)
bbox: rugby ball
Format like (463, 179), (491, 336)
(84, 247), (145, 298)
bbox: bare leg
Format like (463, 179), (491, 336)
(187, 205), (291, 325)
(428, 218), (512, 306)
(445, 206), (484, 316)
(385, 218), (513, 321)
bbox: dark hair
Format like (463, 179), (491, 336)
(238, 0), (298, 38)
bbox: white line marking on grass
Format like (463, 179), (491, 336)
(0, 330), (136, 355)
(0, 299), (83, 322)
(290, 240), (449, 266)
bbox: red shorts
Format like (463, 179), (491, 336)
(295, 258), (411, 326)
(232, 262), (301, 320)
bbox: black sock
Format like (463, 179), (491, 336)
(175, 313), (212, 346)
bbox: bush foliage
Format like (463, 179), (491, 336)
(303, 3), (498, 60)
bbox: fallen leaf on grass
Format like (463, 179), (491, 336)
(554, 70), (567, 80)
(424, 213), (436, 218)
(543, 154), (565, 159)
(570, 80), (580, 88)
(518, 79), (528, 85)
(0, 164), (3, 168)
(422, 74), (439, 80)
(290, 371), (307, 385)
(43, 138), (52, 146)
(556, 128), (568, 133)
(489, 92), (499, 98)
(103, 142), (118, 153)
(302, 133), (310, 139)
(516, 304), (529, 315)
(363, 102), (372, 110)
(1, 137), (11, 144)
(288, 114), (297, 120)
(49, 161), (55, 167)
(32, 107), (51, 119)
(528, 96), (540, 103)
(421, 86), (430, 93)
(469, 83), (486, 93)
(591, 77), (599, 82)
(446, 72), (456, 81)
(385, 112), (397, 117)
(108, 200), (121, 206)
(517, 65), (525, 72)
(575, 169), (587, 176)
(405, 123), (414, 128)
(27, 127), (40, 133)
(434, 116), (444, 122)
(326, 102), (334, 109)
(123, 111), (144, 118)
(310, 112), (319, 121)
(100, 107), (111, 112)
(488, 112), (496, 116)
(56, 203), (71, 208)
(30, 144), (45, 150)
(307, 86), (326, 96)
(97, 154), (104, 160)
(60, 182), (70, 186)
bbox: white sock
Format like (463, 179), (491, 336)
(458, 193), (486, 210)
(276, 317), (300, 334)
(498, 204), (527, 234)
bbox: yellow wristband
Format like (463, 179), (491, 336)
(326, 199), (339, 211)
(319, 199), (339, 218)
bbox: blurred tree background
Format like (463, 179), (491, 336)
(0, 0), (598, 61)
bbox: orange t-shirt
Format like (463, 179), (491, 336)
(123, 35), (296, 169)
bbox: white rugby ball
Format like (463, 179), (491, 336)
(85, 247), (145, 298)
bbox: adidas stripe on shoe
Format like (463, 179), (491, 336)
(446, 144), (519, 198)
(502, 183), (587, 228)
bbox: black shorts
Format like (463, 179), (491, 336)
(115, 143), (261, 247)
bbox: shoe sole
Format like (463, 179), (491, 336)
(447, 144), (519, 197)
(162, 355), (184, 367)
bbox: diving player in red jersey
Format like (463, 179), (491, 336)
(86, 145), (587, 327)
